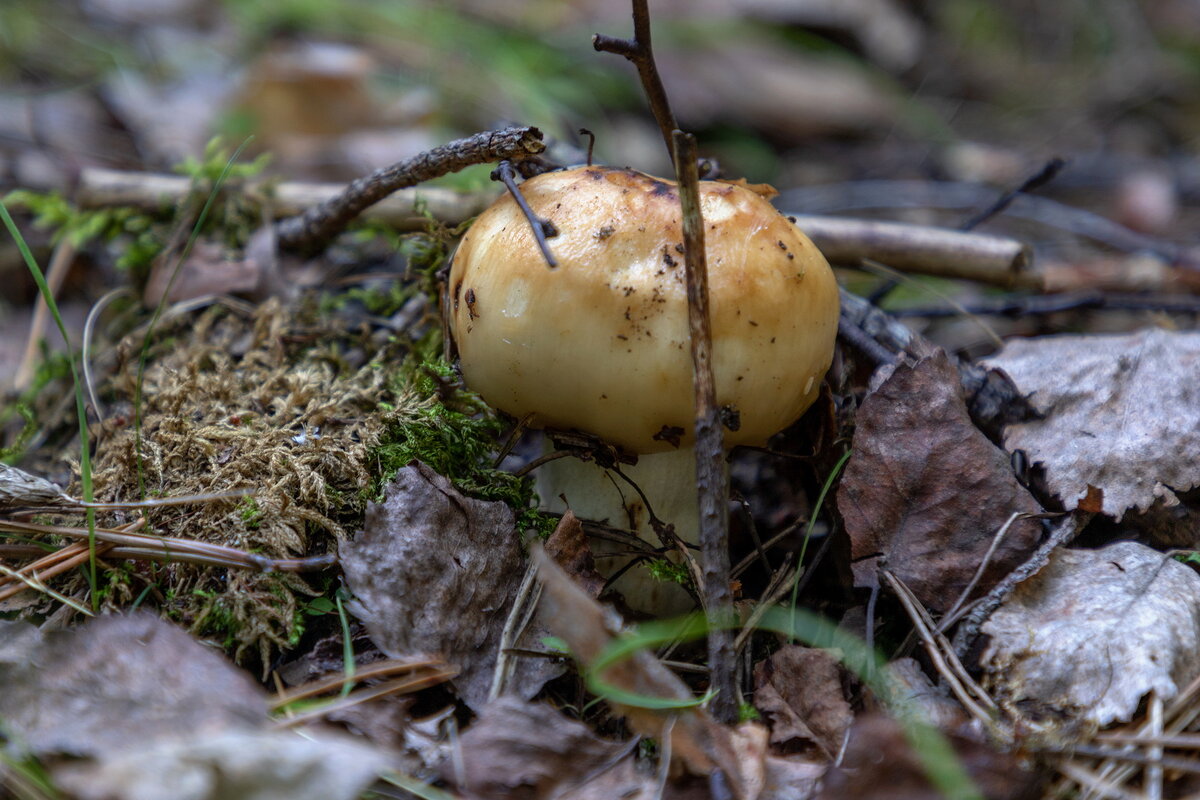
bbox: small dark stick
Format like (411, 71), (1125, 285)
(276, 125), (545, 254)
(593, 0), (679, 159)
(491, 160), (559, 269)
(673, 129), (737, 725)
(578, 128), (596, 166)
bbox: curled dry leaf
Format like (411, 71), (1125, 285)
(339, 462), (559, 711)
(985, 328), (1200, 521)
(752, 645), (852, 759)
(544, 510), (606, 599)
(0, 463), (70, 508)
(451, 695), (628, 800)
(837, 351), (1043, 612)
(980, 540), (1200, 731)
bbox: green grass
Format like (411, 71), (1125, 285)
(0, 200), (98, 608)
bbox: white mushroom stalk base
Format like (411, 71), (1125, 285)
(536, 445), (709, 616)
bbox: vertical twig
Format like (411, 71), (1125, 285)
(593, 0), (678, 159)
(673, 130), (736, 724)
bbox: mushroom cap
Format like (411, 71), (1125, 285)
(447, 165), (839, 453)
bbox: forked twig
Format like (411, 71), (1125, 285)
(276, 126), (545, 254)
(593, 0), (678, 158)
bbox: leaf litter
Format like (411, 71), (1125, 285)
(985, 328), (1200, 521)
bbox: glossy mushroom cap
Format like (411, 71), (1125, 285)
(447, 165), (839, 453)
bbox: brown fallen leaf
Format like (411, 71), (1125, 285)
(980, 541), (1200, 731)
(530, 544), (760, 798)
(451, 695), (629, 800)
(837, 350), (1043, 612)
(340, 462), (560, 711)
(752, 645), (852, 759)
(984, 328), (1200, 522)
(816, 713), (1042, 800)
(544, 510), (606, 598)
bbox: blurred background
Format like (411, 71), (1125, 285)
(2, 0), (1200, 366)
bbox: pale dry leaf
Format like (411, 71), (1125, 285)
(985, 328), (1200, 521)
(340, 462), (558, 711)
(452, 696), (627, 800)
(837, 350), (1043, 612)
(0, 613), (266, 758)
(980, 541), (1200, 730)
(52, 729), (387, 800)
(0, 463), (70, 508)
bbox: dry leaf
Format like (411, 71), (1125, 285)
(0, 613), (266, 758)
(452, 696), (628, 800)
(52, 730), (386, 800)
(985, 328), (1200, 521)
(340, 462), (558, 711)
(837, 351), (1043, 612)
(816, 713), (1041, 800)
(544, 510), (606, 598)
(980, 540), (1200, 730)
(752, 645), (852, 758)
(531, 544), (754, 797)
(0, 463), (69, 508)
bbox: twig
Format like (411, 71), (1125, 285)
(937, 511), (1031, 632)
(275, 126), (545, 254)
(960, 157), (1067, 232)
(0, 517), (336, 573)
(76, 166), (497, 229)
(880, 569), (998, 727)
(779, 179), (1200, 268)
(491, 160), (558, 268)
(579, 128), (596, 166)
(788, 215), (1036, 289)
(593, 0), (678, 158)
(952, 511), (1093, 657)
(270, 656), (449, 710)
(272, 668), (458, 729)
(892, 290), (1200, 319)
(673, 130), (735, 725)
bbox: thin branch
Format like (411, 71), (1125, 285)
(593, 0), (678, 158)
(674, 129), (736, 724)
(579, 128), (596, 166)
(491, 160), (558, 268)
(952, 511), (1093, 657)
(960, 157), (1067, 231)
(788, 215), (1036, 289)
(76, 166), (496, 229)
(275, 126), (545, 254)
(891, 290), (1200, 319)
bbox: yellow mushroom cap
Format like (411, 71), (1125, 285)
(447, 165), (839, 453)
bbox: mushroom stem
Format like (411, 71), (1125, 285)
(536, 446), (707, 615)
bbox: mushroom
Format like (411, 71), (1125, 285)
(446, 165), (839, 613)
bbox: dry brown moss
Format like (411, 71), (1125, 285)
(84, 293), (428, 663)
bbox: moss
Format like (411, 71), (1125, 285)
(646, 558), (693, 587)
(373, 347), (555, 536)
